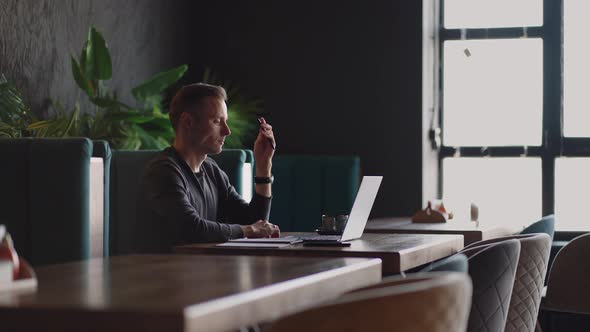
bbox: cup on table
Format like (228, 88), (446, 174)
(321, 215), (336, 232)
(335, 215), (349, 233)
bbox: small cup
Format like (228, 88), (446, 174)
(335, 215), (349, 233)
(321, 215), (336, 232)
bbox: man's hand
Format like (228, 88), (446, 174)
(253, 117), (275, 176)
(241, 220), (281, 238)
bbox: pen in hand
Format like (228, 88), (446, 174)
(258, 117), (276, 150)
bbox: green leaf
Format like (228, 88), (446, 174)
(0, 122), (20, 138)
(90, 97), (131, 110)
(131, 64), (188, 102)
(71, 56), (94, 96)
(80, 42), (88, 72)
(85, 27), (112, 80)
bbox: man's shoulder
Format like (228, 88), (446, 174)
(143, 148), (184, 177)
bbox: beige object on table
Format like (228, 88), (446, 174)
(267, 272), (472, 332)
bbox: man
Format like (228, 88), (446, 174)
(137, 83), (279, 253)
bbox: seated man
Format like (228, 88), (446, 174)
(137, 83), (279, 253)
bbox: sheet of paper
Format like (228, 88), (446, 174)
(228, 236), (302, 244)
(216, 242), (292, 248)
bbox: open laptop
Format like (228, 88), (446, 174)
(225, 175), (382, 247)
(300, 175), (382, 245)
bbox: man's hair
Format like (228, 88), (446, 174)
(169, 83), (227, 131)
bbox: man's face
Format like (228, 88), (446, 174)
(186, 97), (231, 155)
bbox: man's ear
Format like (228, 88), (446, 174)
(180, 112), (193, 129)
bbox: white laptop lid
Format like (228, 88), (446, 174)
(340, 176), (383, 241)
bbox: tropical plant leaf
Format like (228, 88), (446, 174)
(0, 76), (30, 129)
(85, 27), (112, 80)
(131, 65), (188, 103)
(0, 122), (20, 138)
(71, 56), (94, 97)
(90, 97), (131, 110)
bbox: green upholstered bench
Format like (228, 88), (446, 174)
(269, 155), (361, 232)
(0, 138), (109, 265)
(109, 149), (253, 255)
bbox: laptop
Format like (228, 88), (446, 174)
(301, 175), (382, 246)
(224, 175), (383, 247)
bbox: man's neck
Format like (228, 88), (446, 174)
(172, 141), (207, 173)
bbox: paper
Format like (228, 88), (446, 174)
(216, 242), (291, 248)
(228, 236), (302, 244)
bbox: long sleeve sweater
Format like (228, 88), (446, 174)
(136, 147), (271, 253)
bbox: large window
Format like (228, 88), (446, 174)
(438, 0), (590, 230)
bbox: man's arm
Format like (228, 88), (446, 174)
(253, 117), (275, 198)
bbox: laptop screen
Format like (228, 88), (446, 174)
(340, 176), (383, 241)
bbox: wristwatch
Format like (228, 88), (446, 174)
(254, 175), (274, 184)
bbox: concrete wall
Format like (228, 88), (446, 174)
(0, 0), (190, 115)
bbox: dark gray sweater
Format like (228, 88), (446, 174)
(137, 147), (271, 253)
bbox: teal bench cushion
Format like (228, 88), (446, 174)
(30, 138), (93, 265)
(270, 155), (360, 231)
(0, 139), (31, 258)
(0, 138), (95, 265)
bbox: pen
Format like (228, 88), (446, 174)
(258, 117), (276, 150)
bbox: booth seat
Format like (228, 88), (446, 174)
(109, 149), (251, 255)
(0, 138), (108, 265)
(270, 155), (361, 231)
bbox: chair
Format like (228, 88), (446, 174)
(521, 214), (555, 240)
(542, 233), (590, 315)
(0, 138), (105, 265)
(460, 239), (521, 332)
(463, 234), (552, 332)
(266, 272), (472, 332)
(420, 253), (469, 273)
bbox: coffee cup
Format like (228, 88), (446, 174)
(335, 215), (349, 233)
(321, 215), (336, 231)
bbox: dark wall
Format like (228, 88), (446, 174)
(0, 0), (424, 217)
(0, 0), (190, 115)
(188, 1), (423, 217)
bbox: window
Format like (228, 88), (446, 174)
(436, 0), (590, 230)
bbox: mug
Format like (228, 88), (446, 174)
(321, 215), (336, 231)
(335, 215), (349, 232)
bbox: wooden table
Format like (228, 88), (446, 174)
(0, 255), (381, 332)
(365, 217), (525, 245)
(175, 233), (464, 275)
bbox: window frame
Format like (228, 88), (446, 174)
(437, 0), (569, 219)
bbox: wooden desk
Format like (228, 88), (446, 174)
(365, 217), (525, 245)
(0, 255), (380, 332)
(175, 233), (464, 275)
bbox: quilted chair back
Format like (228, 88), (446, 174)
(463, 234), (551, 331)
(267, 272), (473, 332)
(461, 239), (521, 332)
(543, 233), (590, 314)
